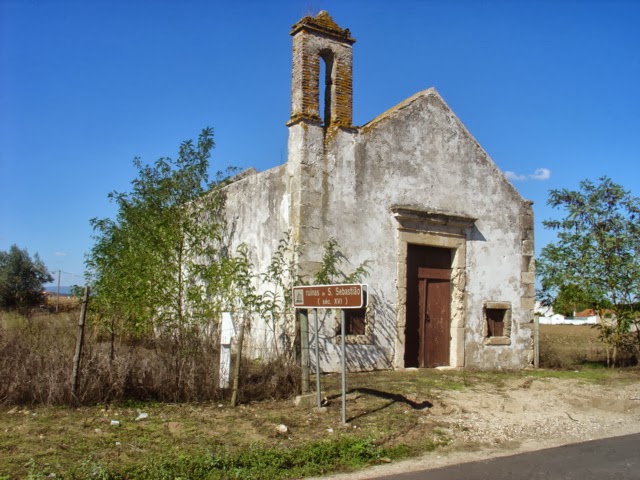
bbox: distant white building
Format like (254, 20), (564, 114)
(535, 302), (598, 325)
(535, 301), (564, 324)
(539, 314), (568, 325)
(570, 309), (599, 325)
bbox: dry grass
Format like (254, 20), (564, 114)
(0, 369), (507, 478)
(2, 367), (638, 479)
(539, 324), (637, 368)
(1, 313), (630, 405)
(42, 293), (80, 312)
(0, 311), (299, 406)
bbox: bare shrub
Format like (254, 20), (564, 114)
(237, 356), (301, 403)
(538, 341), (572, 369)
(0, 311), (299, 405)
(613, 334), (639, 367)
(0, 311), (76, 403)
(73, 334), (224, 403)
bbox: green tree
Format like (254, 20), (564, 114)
(537, 177), (640, 366)
(0, 245), (54, 311)
(551, 284), (591, 317)
(313, 237), (370, 285)
(87, 128), (234, 338)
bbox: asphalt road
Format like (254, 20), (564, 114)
(372, 433), (640, 480)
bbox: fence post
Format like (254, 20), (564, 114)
(72, 286), (90, 399)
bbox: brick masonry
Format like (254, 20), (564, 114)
(288, 11), (354, 128)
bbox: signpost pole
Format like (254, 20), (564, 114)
(300, 310), (310, 394)
(534, 314), (540, 369)
(341, 309), (347, 425)
(291, 284), (367, 423)
(314, 309), (321, 408)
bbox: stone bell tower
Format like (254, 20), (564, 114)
(287, 11), (355, 128)
(286, 11), (356, 277)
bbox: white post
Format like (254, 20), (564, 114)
(219, 312), (235, 388)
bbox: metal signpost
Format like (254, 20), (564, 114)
(292, 283), (367, 424)
(292, 284), (366, 309)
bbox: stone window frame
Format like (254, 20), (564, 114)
(483, 301), (512, 346)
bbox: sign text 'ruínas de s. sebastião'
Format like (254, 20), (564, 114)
(292, 284), (367, 309)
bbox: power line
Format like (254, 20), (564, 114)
(49, 270), (84, 279)
(60, 270), (84, 278)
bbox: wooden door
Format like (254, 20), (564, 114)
(405, 246), (452, 368)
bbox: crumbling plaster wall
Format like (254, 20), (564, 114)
(222, 87), (533, 372)
(222, 165), (293, 356)
(300, 125), (394, 372)
(309, 88), (533, 371)
(224, 165), (291, 270)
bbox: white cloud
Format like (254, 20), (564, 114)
(505, 171), (526, 181)
(54, 252), (67, 257)
(505, 168), (551, 182)
(529, 168), (551, 180)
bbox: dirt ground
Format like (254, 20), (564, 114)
(2, 320), (639, 478)
(321, 373), (640, 479)
(2, 369), (640, 478)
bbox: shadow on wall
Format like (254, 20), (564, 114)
(309, 288), (399, 372)
(370, 291), (398, 368)
(469, 225), (486, 242)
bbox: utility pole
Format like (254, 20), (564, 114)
(56, 269), (61, 313)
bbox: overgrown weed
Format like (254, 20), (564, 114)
(0, 311), (300, 405)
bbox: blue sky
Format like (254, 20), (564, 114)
(1, 0), (639, 286)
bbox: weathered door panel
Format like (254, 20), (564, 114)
(405, 246), (452, 368)
(419, 267), (451, 367)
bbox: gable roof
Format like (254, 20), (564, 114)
(360, 88), (437, 132)
(359, 87), (528, 205)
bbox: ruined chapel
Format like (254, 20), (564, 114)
(223, 11), (535, 371)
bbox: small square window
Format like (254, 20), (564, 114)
(345, 307), (366, 335)
(486, 308), (505, 337)
(484, 302), (512, 346)
(334, 292), (373, 345)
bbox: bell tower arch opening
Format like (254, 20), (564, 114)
(319, 49), (334, 126)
